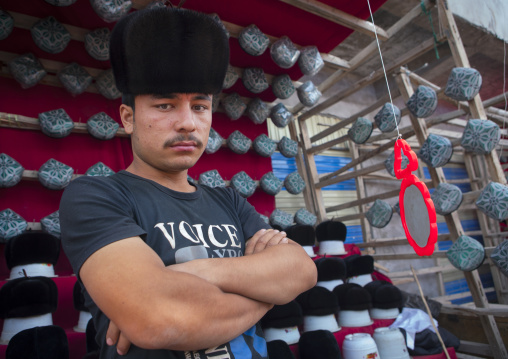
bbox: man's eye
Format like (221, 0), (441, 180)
(193, 105), (208, 111)
(157, 104), (171, 110)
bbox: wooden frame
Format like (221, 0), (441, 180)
(288, 0), (508, 356)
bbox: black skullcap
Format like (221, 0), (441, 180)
(333, 283), (372, 311)
(6, 326), (69, 359)
(0, 276), (58, 318)
(261, 301), (303, 329)
(296, 286), (339, 316)
(315, 221), (347, 242)
(5, 232), (60, 269)
(285, 224), (315, 246)
(345, 254), (374, 277)
(315, 257), (347, 282)
(299, 330), (343, 359)
(110, 7), (229, 96)
(266, 340), (296, 359)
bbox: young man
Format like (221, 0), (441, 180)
(60, 6), (317, 359)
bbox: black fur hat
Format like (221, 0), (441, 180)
(333, 283), (372, 311)
(345, 254), (374, 277)
(266, 340), (296, 359)
(6, 325), (69, 359)
(298, 330), (342, 359)
(0, 276), (58, 318)
(261, 301), (303, 329)
(285, 224), (315, 246)
(0, 277), (58, 318)
(5, 232), (60, 269)
(315, 221), (347, 242)
(364, 280), (387, 298)
(315, 257), (347, 282)
(110, 7), (229, 96)
(369, 282), (404, 309)
(296, 286), (339, 316)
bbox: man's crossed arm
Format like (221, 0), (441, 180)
(79, 228), (317, 355)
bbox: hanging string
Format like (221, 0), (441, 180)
(498, 40), (507, 160)
(366, 0), (401, 139)
(504, 40), (507, 112)
(421, 1), (440, 60)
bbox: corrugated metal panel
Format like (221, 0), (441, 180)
(445, 273), (497, 304)
(273, 190), (360, 226)
(424, 166), (472, 192)
(271, 153), (356, 191)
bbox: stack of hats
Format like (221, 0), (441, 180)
(296, 286), (340, 333)
(333, 283), (373, 329)
(365, 280), (404, 320)
(285, 224), (316, 257)
(0, 276), (58, 344)
(5, 325), (69, 359)
(314, 257), (347, 291)
(298, 330), (343, 359)
(5, 231), (60, 279)
(315, 220), (348, 256)
(261, 301), (303, 345)
(73, 280), (92, 333)
(345, 254), (374, 286)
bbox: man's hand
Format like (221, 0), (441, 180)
(245, 229), (289, 255)
(107, 320), (131, 356)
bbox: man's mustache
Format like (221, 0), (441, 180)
(163, 134), (203, 148)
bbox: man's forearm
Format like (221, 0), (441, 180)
(169, 242), (317, 305)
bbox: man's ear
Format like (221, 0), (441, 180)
(120, 104), (134, 134)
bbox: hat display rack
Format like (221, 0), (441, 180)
(2, 0), (508, 358)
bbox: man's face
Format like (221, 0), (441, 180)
(123, 93), (212, 175)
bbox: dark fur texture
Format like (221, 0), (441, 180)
(315, 221), (347, 242)
(315, 257), (346, 282)
(5, 232), (60, 268)
(6, 325), (69, 359)
(285, 224), (315, 246)
(261, 300), (303, 329)
(267, 340), (296, 359)
(345, 254), (374, 277)
(333, 283), (372, 311)
(0, 277), (58, 318)
(299, 330), (343, 359)
(110, 8), (229, 96)
(296, 286), (339, 316)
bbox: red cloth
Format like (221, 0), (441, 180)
(413, 347), (458, 359)
(371, 318), (396, 330)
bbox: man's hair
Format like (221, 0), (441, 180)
(122, 94), (136, 110)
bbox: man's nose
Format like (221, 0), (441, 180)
(176, 106), (197, 132)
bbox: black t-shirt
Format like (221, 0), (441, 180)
(60, 171), (271, 359)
